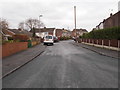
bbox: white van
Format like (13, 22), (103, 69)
(43, 35), (54, 45)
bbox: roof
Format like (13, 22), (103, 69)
(72, 29), (88, 32)
(104, 11), (120, 22)
(30, 27), (55, 33)
(8, 29), (32, 37)
(2, 29), (15, 36)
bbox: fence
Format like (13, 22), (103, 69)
(77, 39), (120, 48)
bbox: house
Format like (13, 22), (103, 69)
(30, 27), (55, 38)
(94, 11), (120, 30)
(103, 11), (120, 29)
(56, 29), (63, 38)
(72, 28), (88, 37)
(1, 29), (15, 40)
(8, 29), (32, 38)
(62, 28), (72, 37)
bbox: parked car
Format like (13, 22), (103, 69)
(72, 37), (76, 41)
(53, 36), (59, 42)
(43, 35), (54, 45)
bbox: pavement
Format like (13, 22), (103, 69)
(73, 42), (120, 59)
(3, 40), (118, 88)
(2, 43), (46, 78)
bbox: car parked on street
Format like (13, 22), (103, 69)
(53, 36), (59, 42)
(43, 35), (54, 45)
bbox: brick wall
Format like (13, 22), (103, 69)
(1, 42), (28, 58)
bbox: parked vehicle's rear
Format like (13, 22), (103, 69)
(53, 36), (59, 42)
(43, 35), (54, 45)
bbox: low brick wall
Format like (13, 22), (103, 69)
(1, 42), (28, 58)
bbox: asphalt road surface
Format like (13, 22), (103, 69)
(3, 40), (118, 88)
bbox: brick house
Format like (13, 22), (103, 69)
(72, 29), (88, 37)
(103, 11), (120, 29)
(56, 29), (63, 38)
(94, 11), (120, 30)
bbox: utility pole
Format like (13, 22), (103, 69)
(39, 15), (43, 28)
(39, 15), (43, 37)
(74, 6), (77, 38)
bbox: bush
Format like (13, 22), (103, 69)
(59, 36), (71, 40)
(8, 37), (13, 40)
(81, 27), (120, 40)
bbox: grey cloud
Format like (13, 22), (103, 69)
(0, 0), (119, 31)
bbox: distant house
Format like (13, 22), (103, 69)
(62, 28), (72, 37)
(1, 29), (15, 40)
(8, 29), (32, 38)
(30, 27), (56, 38)
(95, 22), (104, 30)
(72, 29), (88, 37)
(56, 29), (63, 38)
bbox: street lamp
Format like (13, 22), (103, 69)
(38, 15), (43, 28)
(74, 6), (77, 38)
(38, 15), (43, 38)
(39, 15), (43, 21)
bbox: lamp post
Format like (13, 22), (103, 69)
(39, 15), (43, 28)
(38, 15), (43, 38)
(74, 6), (77, 38)
(39, 15), (43, 21)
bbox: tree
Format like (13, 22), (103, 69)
(25, 18), (45, 30)
(0, 18), (9, 41)
(25, 18), (45, 37)
(0, 18), (9, 31)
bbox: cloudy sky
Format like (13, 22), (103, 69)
(0, 0), (119, 31)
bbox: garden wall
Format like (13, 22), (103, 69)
(1, 42), (28, 58)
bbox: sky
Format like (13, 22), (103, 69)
(0, 0), (119, 32)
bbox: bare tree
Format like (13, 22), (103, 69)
(0, 18), (9, 41)
(25, 18), (45, 37)
(0, 18), (9, 32)
(25, 18), (45, 30)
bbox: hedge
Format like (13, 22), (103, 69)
(81, 27), (120, 40)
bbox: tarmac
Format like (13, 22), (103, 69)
(2, 43), (46, 78)
(2, 41), (120, 78)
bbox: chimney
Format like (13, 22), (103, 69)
(110, 13), (112, 17)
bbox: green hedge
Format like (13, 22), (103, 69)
(60, 36), (72, 40)
(81, 27), (120, 40)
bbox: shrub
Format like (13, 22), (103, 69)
(81, 27), (120, 40)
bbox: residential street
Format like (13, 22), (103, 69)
(3, 40), (118, 88)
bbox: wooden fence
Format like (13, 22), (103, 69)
(77, 39), (120, 48)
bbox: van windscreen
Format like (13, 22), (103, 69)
(46, 36), (52, 39)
